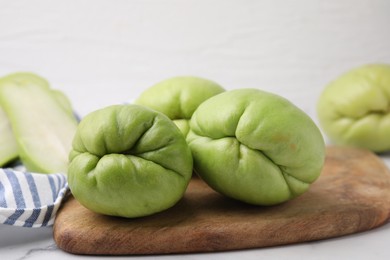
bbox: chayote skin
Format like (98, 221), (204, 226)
(187, 89), (325, 205)
(134, 76), (225, 136)
(68, 104), (193, 218)
(317, 64), (390, 152)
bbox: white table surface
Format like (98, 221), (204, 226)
(1, 0), (390, 259)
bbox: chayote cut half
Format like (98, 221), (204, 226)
(317, 64), (390, 152)
(0, 106), (18, 166)
(187, 88), (325, 206)
(135, 76), (225, 136)
(68, 104), (193, 218)
(0, 72), (78, 173)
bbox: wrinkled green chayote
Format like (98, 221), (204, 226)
(135, 76), (225, 136)
(187, 89), (325, 205)
(68, 104), (193, 218)
(317, 64), (390, 152)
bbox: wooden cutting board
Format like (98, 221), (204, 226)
(53, 146), (390, 255)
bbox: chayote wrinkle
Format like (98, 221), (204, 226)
(173, 119), (190, 136)
(110, 107), (155, 154)
(333, 105), (390, 122)
(78, 153), (184, 206)
(118, 115), (157, 155)
(72, 111), (188, 181)
(68, 153), (99, 187)
(100, 154), (178, 189)
(281, 172), (310, 198)
(177, 91), (187, 120)
(329, 79), (389, 122)
(335, 113), (384, 141)
(75, 111), (154, 157)
(230, 139), (293, 203)
(247, 144), (308, 198)
(68, 149), (80, 162)
(156, 91), (182, 120)
(100, 130), (110, 156)
(133, 149), (187, 179)
(190, 96), (247, 140)
(375, 82), (390, 109)
(191, 132), (302, 199)
(74, 140), (186, 181)
(188, 130), (293, 204)
(234, 104), (310, 194)
(128, 115), (163, 152)
(125, 116), (191, 179)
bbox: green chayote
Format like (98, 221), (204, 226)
(317, 64), (390, 152)
(135, 76), (225, 136)
(187, 89), (325, 205)
(68, 104), (193, 218)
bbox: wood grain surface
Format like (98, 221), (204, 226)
(53, 146), (390, 255)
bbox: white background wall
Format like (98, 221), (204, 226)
(1, 0), (389, 120)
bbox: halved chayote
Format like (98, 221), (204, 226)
(187, 88), (325, 205)
(135, 76), (225, 136)
(0, 106), (18, 166)
(0, 72), (78, 173)
(68, 104), (193, 218)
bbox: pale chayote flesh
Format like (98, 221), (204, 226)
(0, 72), (78, 173)
(135, 76), (225, 136)
(187, 89), (325, 205)
(0, 106), (18, 166)
(317, 64), (390, 152)
(68, 104), (193, 218)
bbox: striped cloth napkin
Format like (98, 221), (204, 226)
(0, 167), (68, 228)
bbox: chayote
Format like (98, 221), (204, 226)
(135, 76), (225, 136)
(317, 64), (390, 152)
(0, 106), (18, 166)
(187, 89), (325, 205)
(68, 104), (193, 218)
(0, 72), (78, 173)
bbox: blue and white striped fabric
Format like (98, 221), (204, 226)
(0, 168), (68, 228)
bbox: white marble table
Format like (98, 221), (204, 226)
(1, 156), (389, 260)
